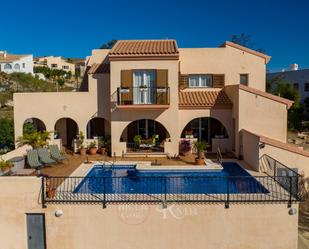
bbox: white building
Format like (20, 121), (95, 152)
(0, 51), (33, 74)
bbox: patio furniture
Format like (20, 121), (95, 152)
(37, 148), (57, 165)
(49, 144), (66, 162)
(8, 156), (25, 173)
(27, 150), (42, 168)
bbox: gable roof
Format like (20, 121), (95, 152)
(179, 90), (233, 109)
(221, 41), (271, 64)
(109, 40), (179, 60)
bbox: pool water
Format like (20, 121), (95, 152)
(74, 162), (268, 194)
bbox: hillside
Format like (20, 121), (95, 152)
(0, 72), (73, 119)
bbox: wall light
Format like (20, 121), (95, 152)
(288, 207), (297, 215)
(55, 209), (63, 217)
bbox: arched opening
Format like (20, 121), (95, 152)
(181, 117), (228, 150)
(23, 118), (46, 135)
(4, 63), (12, 70)
(121, 119), (170, 152)
(14, 64), (20, 71)
(54, 118), (79, 148)
(86, 117), (105, 139)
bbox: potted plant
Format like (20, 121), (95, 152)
(78, 131), (87, 156)
(133, 135), (142, 150)
(0, 160), (12, 173)
(185, 130), (194, 139)
(97, 138), (106, 155)
(193, 141), (209, 165)
(180, 139), (191, 156)
(88, 141), (97, 155)
(46, 177), (56, 198)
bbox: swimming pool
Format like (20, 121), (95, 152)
(73, 162), (269, 194)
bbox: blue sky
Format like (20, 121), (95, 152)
(1, 0), (308, 72)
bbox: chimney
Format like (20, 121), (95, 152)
(0, 51), (7, 58)
(290, 63), (298, 71)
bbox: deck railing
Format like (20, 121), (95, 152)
(126, 142), (164, 153)
(42, 174), (301, 208)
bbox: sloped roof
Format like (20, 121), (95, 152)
(179, 90), (233, 109)
(0, 53), (30, 63)
(221, 41), (271, 64)
(109, 40), (179, 60)
(239, 84), (293, 109)
(88, 63), (110, 74)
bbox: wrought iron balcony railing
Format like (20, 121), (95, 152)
(117, 87), (170, 106)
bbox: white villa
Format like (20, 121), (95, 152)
(0, 50), (33, 74)
(1, 39), (307, 249)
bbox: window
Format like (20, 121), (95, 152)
(305, 83), (309, 92)
(22, 63), (25, 68)
(63, 65), (69, 70)
(51, 64), (57, 68)
(14, 64), (20, 70)
(189, 75), (212, 87)
(240, 74), (249, 86)
(293, 83), (299, 90)
(3, 63), (12, 70)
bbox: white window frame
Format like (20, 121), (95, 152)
(189, 75), (213, 88)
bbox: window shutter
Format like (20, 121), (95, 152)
(213, 74), (225, 88)
(179, 74), (189, 89)
(156, 70), (168, 87)
(121, 70), (132, 88)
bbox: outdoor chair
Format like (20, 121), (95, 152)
(48, 144), (66, 162)
(37, 148), (57, 165)
(26, 150), (43, 168)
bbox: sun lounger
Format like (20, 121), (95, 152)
(27, 150), (43, 168)
(204, 159), (223, 170)
(37, 148), (57, 165)
(48, 144), (66, 162)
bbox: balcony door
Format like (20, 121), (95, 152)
(133, 70), (155, 104)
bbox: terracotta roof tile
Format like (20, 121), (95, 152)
(0, 53), (30, 63)
(179, 90), (232, 109)
(88, 63), (110, 74)
(109, 40), (179, 59)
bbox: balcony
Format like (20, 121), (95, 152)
(117, 87), (170, 109)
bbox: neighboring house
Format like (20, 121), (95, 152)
(267, 66), (309, 102)
(34, 56), (76, 75)
(14, 39), (309, 174)
(0, 50), (33, 74)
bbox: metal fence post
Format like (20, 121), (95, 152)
(288, 176), (292, 208)
(103, 177), (107, 209)
(274, 160), (277, 178)
(41, 177), (46, 208)
(225, 177), (230, 209)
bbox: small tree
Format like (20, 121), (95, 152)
(16, 130), (51, 149)
(100, 40), (118, 49)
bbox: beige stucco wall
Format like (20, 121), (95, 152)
(110, 60), (180, 156)
(225, 85), (288, 157)
(261, 145), (309, 177)
(179, 46), (266, 91)
(13, 72), (107, 144)
(241, 130), (309, 177)
(0, 177), (299, 249)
